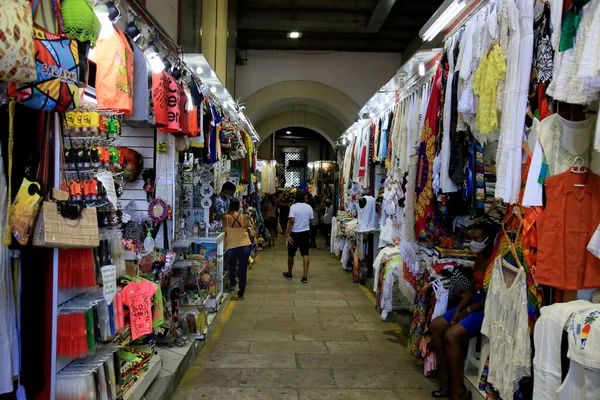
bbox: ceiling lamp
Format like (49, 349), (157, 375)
(125, 21), (141, 42)
(210, 86), (217, 94)
(419, 0), (469, 42)
(144, 43), (164, 73)
(287, 31), (302, 39)
(418, 61), (426, 76)
(286, 130), (292, 134)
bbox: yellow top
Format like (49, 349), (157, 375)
(472, 44), (507, 134)
(224, 212), (252, 250)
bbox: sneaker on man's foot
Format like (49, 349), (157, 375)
(283, 272), (293, 280)
(301, 277), (308, 284)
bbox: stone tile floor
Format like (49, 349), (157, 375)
(172, 238), (437, 399)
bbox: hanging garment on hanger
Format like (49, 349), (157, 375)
(557, 304), (600, 400)
(496, 0), (534, 204)
(522, 114), (598, 206)
(415, 65), (442, 240)
(441, 37), (460, 193)
(357, 195), (377, 233)
(536, 170), (600, 290)
(481, 256), (530, 400)
(533, 300), (593, 400)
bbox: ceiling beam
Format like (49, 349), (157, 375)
(365, 0), (397, 33)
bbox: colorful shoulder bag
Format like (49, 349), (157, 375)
(8, 0), (79, 112)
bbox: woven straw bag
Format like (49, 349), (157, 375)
(33, 190), (99, 248)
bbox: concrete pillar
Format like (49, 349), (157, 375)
(201, 0), (229, 84)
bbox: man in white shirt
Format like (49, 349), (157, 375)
(283, 190), (314, 283)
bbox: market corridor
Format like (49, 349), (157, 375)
(172, 239), (437, 399)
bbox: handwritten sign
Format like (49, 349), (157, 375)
(101, 265), (116, 305)
(96, 171), (118, 209)
(128, 289), (153, 340)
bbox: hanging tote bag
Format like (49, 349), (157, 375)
(8, 0), (79, 112)
(7, 107), (50, 245)
(0, 0), (37, 82)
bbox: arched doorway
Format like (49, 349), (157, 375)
(257, 127), (334, 189)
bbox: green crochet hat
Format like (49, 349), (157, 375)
(62, 0), (102, 47)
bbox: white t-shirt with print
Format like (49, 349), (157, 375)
(289, 203), (314, 233)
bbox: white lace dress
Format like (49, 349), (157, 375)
(481, 257), (531, 400)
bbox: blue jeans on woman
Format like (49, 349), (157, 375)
(226, 245), (251, 298)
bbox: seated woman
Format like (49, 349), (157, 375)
(223, 198), (252, 301)
(429, 223), (498, 400)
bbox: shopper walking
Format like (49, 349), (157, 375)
(283, 190), (314, 283)
(261, 194), (277, 246)
(215, 181), (236, 220)
(223, 199), (252, 300)
(321, 199), (333, 247)
(309, 201), (319, 248)
(277, 191), (291, 235)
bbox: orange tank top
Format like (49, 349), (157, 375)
(536, 170), (600, 290)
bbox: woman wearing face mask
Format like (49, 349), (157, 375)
(429, 223), (498, 400)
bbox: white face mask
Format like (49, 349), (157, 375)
(469, 238), (488, 253)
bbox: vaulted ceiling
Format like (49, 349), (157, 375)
(236, 0), (444, 52)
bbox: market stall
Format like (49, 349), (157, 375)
(331, 0), (600, 399)
(0, 0), (259, 398)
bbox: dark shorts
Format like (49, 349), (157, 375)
(288, 231), (310, 257)
(321, 223), (332, 235)
(442, 288), (486, 338)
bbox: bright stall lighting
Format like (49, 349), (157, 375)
(147, 53), (164, 73)
(94, 5), (115, 39)
(421, 0), (467, 42)
(287, 31), (302, 39)
(286, 130), (292, 134)
(210, 86), (217, 94)
(418, 61), (426, 76)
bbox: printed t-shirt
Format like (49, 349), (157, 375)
(122, 279), (158, 340)
(289, 203), (314, 233)
(94, 28), (134, 114)
(188, 106), (201, 137)
(152, 72), (181, 133)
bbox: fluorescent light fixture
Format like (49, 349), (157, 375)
(418, 61), (426, 76)
(210, 86), (217, 94)
(287, 31), (302, 39)
(420, 0), (468, 42)
(286, 130), (292, 134)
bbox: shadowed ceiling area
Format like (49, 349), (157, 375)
(236, 0), (444, 52)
